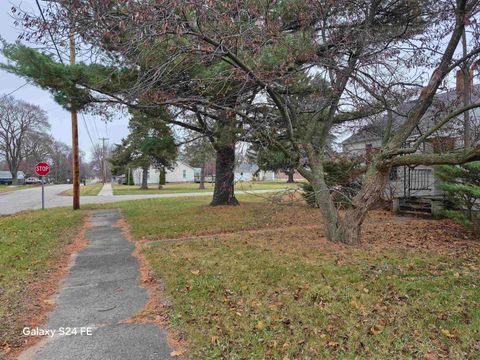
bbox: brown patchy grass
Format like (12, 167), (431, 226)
(112, 196), (480, 359)
(0, 209), (88, 358)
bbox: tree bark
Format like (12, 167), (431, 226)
(298, 147), (343, 242)
(337, 167), (390, 244)
(211, 143), (238, 206)
(10, 160), (19, 185)
(158, 167), (165, 189)
(141, 165), (149, 190)
(286, 169), (295, 183)
(199, 162), (206, 190)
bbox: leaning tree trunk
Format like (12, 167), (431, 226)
(304, 163), (344, 242)
(211, 143), (238, 206)
(337, 167), (390, 244)
(299, 146), (390, 245)
(141, 165), (149, 190)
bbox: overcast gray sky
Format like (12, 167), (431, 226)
(0, 0), (129, 160)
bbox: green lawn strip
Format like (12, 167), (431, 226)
(60, 183), (104, 196)
(0, 185), (36, 193)
(112, 181), (299, 195)
(0, 208), (86, 349)
(101, 195), (316, 241)
(144, 237), (480, 359)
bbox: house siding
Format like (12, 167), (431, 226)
(133, 162), (195, 185)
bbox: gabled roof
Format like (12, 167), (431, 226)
(342, 85), (480, 145)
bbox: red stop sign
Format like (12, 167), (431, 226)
(35, 162), (50, 176)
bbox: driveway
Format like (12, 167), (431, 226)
(0, 183), (285, 215)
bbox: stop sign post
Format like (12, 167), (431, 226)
(35, 162), (50, 209)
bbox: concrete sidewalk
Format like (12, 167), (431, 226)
(98, 183), (113, 196)
(20, 209), (174, 360)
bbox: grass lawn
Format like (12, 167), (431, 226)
(60, 183), (104, 196)
(112, 196), (480, 359)
(0, 185), (36, 193)
(112, 181), (299, 195)
(0, 208), (85, 353)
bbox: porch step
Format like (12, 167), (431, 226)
(396, 196), (450, 217)
(398, 197), (432, 216)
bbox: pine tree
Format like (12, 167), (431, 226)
(436, 162), (480, 236)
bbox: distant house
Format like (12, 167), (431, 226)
(342, 82), (480, 214)
(133, 161), (197, 185)
(0, 171), (25, 185)
(234, 163), (276, 181)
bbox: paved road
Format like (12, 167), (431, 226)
(19, 209), (174, 360)
(0, 184), (286, 215)
(0, 184), (72, 215)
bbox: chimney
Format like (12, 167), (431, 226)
(456, 68), (474, 95)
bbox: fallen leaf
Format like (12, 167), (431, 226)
(475, 341), (480, 351)
(256, 321), (265, 330)
(423, 352), (437, 360)
(369, 324), (384, 335)
(453, 272), (460, 278)
(440, 328), (454, 338)
(190, 270), (200, 276)
(170, 350), (183, 357)
(211, 336), (219, 343)
(327, 341), (339, 348)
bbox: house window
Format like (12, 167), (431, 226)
(183, 169), (186, 178)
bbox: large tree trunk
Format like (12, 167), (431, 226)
(286, 169), (295, 183)
(211, 143), (238, 206)
(158, 167), (165, 189)
(199, 162), (206, 190)
(10, 162), (19, 185)
(337, 167), (390, 244)
(141, 165), (149, 190)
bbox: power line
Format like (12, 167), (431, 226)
(92, 116), (100, 139)
(5, 82), (29, 96)
(80, 113), (95, 148)
(35, 0), (64, 64)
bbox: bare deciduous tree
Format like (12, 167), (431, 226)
(0, 96), (50, 184)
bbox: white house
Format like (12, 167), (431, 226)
(0, 171), (25, 185)
(341, 83), (480, 214)
(133, 161), (197, 185)
(234, 163), (276, 182)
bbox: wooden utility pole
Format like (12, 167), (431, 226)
(99, 137), (109, 183)
(70, 28), (80, 209)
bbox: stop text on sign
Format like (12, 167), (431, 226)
(35, 162), (50, 176)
